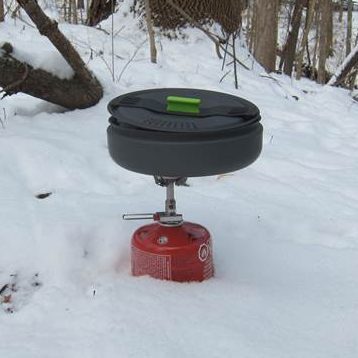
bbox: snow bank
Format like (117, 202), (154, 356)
(0, 2), (358, 357)
(12, 46), (74, 80)
(0, 22), (73, 79)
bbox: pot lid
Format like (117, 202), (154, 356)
(108, 88), (261, 133)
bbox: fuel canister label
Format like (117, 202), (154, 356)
(132, 246), (172, 280)
(198, 243), (210, 262)
(199, 241), (214, 280)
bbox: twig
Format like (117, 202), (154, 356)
(0, 284), (8, 295)
(114, 26), (126, 38)
(71, 39), (116, 78)
(232, 33), (238, 89)
(219, 42), (250, 70)
(221, 35), (230, 71)
(117, 39), (147, 83)
(259, 73), (292, 100)
(11, 6), (36, 28)
(0, 108), (6, 129)
(216, 173), (234, 180)
(219, 70), (231, 83)
(111, 0), (115, 81)
(95, 26), (110, 35)
(259, 73), (281, 83)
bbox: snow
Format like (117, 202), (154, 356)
(1, 2), (358, 357)
(12, 45), (74, 80)
(0, 22), (74, 79)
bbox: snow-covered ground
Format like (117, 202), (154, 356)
(1, 2), (358, 357)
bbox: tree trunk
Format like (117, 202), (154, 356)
(338, 0), (343, 22)
(87, 0), (115, 27)
(282, 0), (304, 76)
(327, 1), (333, 52)
(63, 0), (68, 22)
(0, 0), (4, 22)
(317, 0), (331, 84)
(71, 0), (78, 24)
(311, 4), (320, 79)
(0, 0), (103, 109)
(247, 0), (254, 53)
(296, 0), (317, 80)
(68, 0), (73, 22)
(253, 0), (279, 72)
(144, 0), (157, 64)
(346, 0), (353, 56)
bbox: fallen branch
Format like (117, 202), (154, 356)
(0, 0), (103, 109)
(0, 44), (101, 108)
(1, 63), (28, 96)
(328, 43), (358, 87)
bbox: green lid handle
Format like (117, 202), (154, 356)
(166, 96), (201, 114)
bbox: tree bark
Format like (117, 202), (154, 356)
(247, 0), (254, 53)
(253, 0), (279, 72)
(282, 0), (304, 76)
(327, 1), (333, 52)
(317, 0), (331, 84)
(0, 0), (4, 22)
(87, 0), (115, 26)
(338, 0), (343, 23)
(144, 0), (157, 64)
(71, 0), (78, 24)
(0, 0), (103, 109)
(68, 0), (73, 22)
(311, 4), (320, 79)
(0, 44), (100, 109)
(296, 0), (317, 79)
(346, 0), (353, 56)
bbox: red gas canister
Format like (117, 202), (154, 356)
(131, 221), (214, 282)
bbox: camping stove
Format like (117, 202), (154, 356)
(123, 177), (214, 282)
(107, 88), (263, 283)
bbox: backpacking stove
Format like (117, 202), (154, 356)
(122, 176), (213, 282)
(107, 88), (263, 282)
